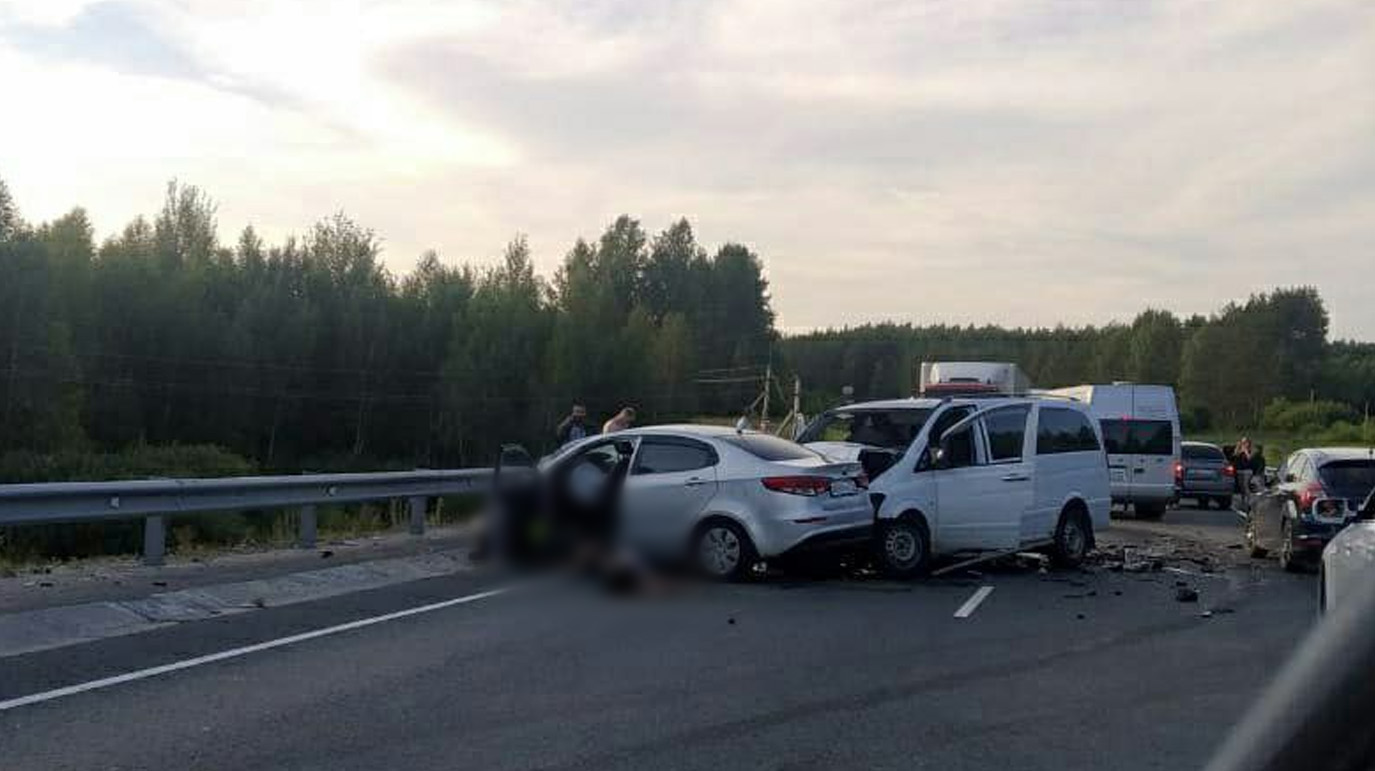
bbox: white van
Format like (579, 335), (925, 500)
(822, 397), (1111, 576)
(1045, 384), (1181, 519)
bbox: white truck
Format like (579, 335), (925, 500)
(918, 361), (1031, 397)
(1045, 383), (1181, 519)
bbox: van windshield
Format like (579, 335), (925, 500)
(1100, 420), (1174, 455)
(798, 408), (936, 451)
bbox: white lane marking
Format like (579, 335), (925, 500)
(953, 586), (995, 619)
(0, 585), (518, 712)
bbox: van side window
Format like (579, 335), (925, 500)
(929, 406), (973, 442)
(1037, 408), (1101, 454)
(942, 424), (977, 468)
(983, 406), (1030, 462)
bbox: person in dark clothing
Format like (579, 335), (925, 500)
(556, 403), (594, 447)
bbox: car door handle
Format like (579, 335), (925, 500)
(683, 477), (709, 487)
(1000, 473), (1029, 482)
(1133, 468), (1145, 474)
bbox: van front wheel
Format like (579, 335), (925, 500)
(878, 519), (931, 578)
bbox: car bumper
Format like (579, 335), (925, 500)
(777, 523), (874, 556)
(751, 498), (874, 557)
(1289, 522), (1346, 560)
(1178, 480), (1233, 497)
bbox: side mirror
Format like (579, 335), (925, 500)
(931, 445), (949, 470)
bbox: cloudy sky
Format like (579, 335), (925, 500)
(1, 0), (1372, 338)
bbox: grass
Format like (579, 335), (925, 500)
(1191, 427), (1375, 463)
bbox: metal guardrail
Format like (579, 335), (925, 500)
(0, 469), (493, 565)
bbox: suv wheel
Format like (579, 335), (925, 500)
(1278, 520), (1300, 573)
(878, 519), (930, 578)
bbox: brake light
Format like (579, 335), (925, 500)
(1223, 464), (1235, 477)
(1298, 481), (1326, 511)
(761, 476), (832, 496)
(855, 473), (870, 489)
(1173, 461), (1183, 482)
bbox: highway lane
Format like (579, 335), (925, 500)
(0, 538), (1318, 771)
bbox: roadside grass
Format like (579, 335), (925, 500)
(1191, 425), (1375, 462)
(1, 496), (482, 571)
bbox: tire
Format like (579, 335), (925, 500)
(1279, 520), (1300, 573)
(1245, 518), (1268, 558)
(1052, 507), (1092, 567)
(1135, 502), (1165, 520)
(877, 518), (931, 578)
(693, 519), (757, 581)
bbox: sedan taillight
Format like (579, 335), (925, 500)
(761, 476), (832, 496)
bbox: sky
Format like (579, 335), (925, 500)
(1, 0), (1372, 338)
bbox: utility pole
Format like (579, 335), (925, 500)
(760, 362), (772, 432)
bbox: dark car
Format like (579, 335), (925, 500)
(1246, 447), (1375, 572)
(1175, 441), (1234, 509)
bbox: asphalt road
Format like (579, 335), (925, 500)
(0, 504), (1320, 771)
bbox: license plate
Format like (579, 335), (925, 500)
(1187, 469), (1215, 480)
(830, 479), (859, 497)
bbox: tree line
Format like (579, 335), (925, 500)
(2, 176), (1372, 479)
(784, 289), (1375, 431)
(0, 179), (773, 471)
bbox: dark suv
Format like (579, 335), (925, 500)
(1176, 441), (1234, 509)
(1246, 447), (1375, 572)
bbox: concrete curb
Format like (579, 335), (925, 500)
(0, 550), (473, 659)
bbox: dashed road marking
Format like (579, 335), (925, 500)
(954, 586), (995, 618)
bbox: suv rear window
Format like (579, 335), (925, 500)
(1318, 460), (1375, 497)
(723, 434), (818, 461)
(1182, 444), (1224, 462)
(1100, 420), (1174, 455)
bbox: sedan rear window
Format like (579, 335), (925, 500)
(724, 434), (819, 461)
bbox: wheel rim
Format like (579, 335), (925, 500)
(699, 527), (741, 575)
(1061, 518), (1086, 558)
(885, 526), (919, 566)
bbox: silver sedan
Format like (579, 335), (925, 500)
(546, 425), (872, 579)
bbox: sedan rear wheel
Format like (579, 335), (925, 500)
(694, 520), (755, 581)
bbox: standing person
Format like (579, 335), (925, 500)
(603, 406), (636, 434)
(556, 403), (594, 447)
(1234, 437), (1255, 511)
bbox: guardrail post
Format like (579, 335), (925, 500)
(143, 515), (166, 566)
(298, 504), (317, 549)
(408, 496), (426, 536)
